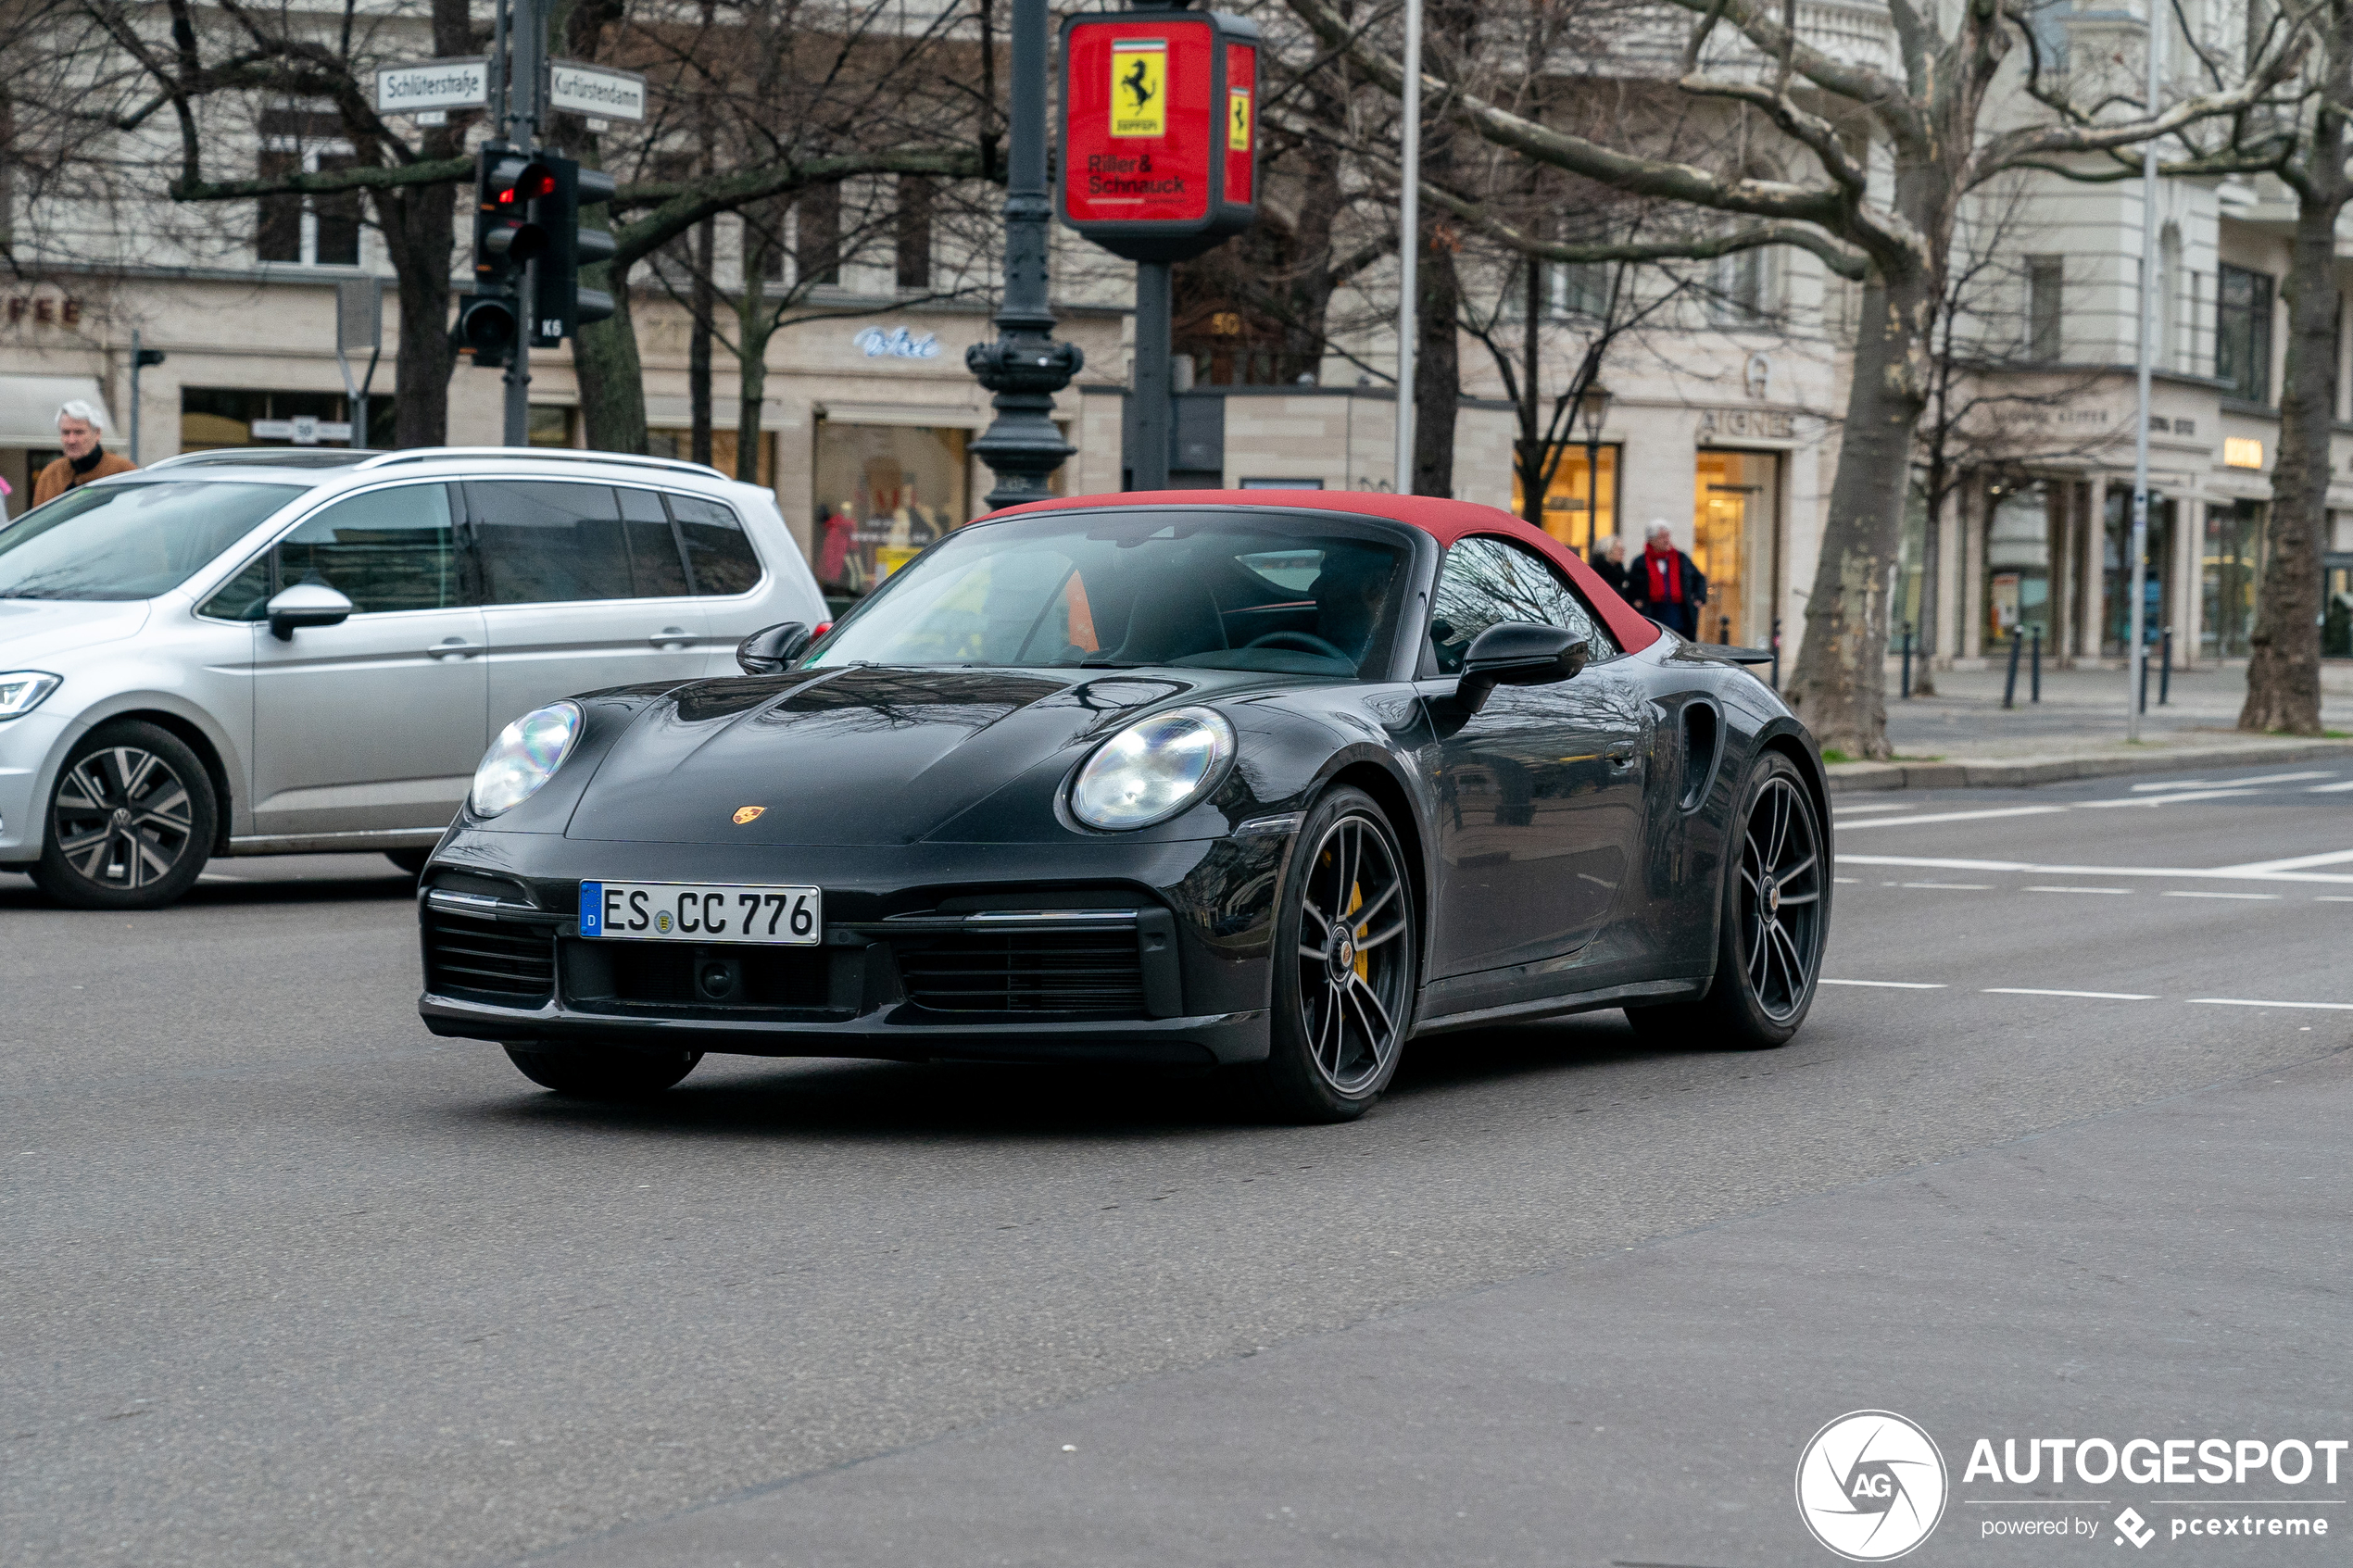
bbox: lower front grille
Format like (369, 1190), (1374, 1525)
(599, 942), (831, 1009)
(424, 910), (556, 1004)
(893, 930), (1147, 1016)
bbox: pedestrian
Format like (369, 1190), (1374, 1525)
(1624, 519), (1707, 637)
(31, 401), (136, 506)
(1589, 534), (1629, 597)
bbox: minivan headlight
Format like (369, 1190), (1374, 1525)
(471, 702), (582, 817)
(0, 671), (60, 721)
(1070, 706), (1235, 831)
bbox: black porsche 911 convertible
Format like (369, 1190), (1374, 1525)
(416, 490), (1831, 1122)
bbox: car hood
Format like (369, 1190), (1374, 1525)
(0, 598), (152, 664)
(565, 665), (1208, 845)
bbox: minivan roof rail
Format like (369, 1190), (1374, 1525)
(354, 447), (728, 480)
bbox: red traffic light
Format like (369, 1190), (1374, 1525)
(491, 159), (559, 206)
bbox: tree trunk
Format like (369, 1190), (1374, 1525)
(363, 0), (472, 447)
(735, 263), (772, 484)
(2241, 191), (2340, 734)
(1788, 270), (1932, 758)
(690, 217), (715, 467)
(575, 257), (647, 453)
(1411, 227), (1460, 496)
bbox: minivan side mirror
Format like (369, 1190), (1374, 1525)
(266, 583), (355, 642)
(736, 621), (811, 675)
(1453, 621), (1588, 715)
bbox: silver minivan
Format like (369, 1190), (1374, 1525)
(0, 446), (827, 908)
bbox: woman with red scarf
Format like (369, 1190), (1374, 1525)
(1622, 519), (1707, 637)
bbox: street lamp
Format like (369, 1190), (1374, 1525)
(1578, 383), (1611, 555)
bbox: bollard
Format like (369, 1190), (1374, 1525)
(2003, 631), (2022, 709)
(1770, 617), (1781, 691)
(2030, 625), (2041, 703)
(2139, 642), (2150, 713)
(2160, 627), (2172, 705)
(1718, 613), (1730, 646)
(1901, 623), (1914, 699)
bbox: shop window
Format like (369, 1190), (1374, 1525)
(1692, 449), (1780, 646)
(2102, 489), (2176, 656)
(1981, 481), (2054, 648)
(812, 422), (973, 594)
(2203, 499), (2265, 659)
(647, 428), (773, 486)
(896, 177), (934, 292)
(529, 406), (576, 447)
(2217, 264), (2273, 404)
(2026, 257), (2063, 361)
(1510, 445), (1617, 558)
(2326, 556), (2353, 659)
(179, 387), (387, 450)
(1889, 483), (1928, 651)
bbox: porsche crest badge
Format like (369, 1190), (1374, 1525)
(732, 806), (767, 825)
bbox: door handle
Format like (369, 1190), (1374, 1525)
(428, 639), (484, 659)
(1607, 746), (1638, 770)
(649, 628), (692, 648)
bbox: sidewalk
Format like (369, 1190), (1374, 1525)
(1826, 659), (2353, 792)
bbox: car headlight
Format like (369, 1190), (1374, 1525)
(471, 702), (583, 818)
(0, 671), (60, 721)
(1070, 706), (1235, 831)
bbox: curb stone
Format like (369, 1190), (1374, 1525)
(1825, 737), (2353, 794)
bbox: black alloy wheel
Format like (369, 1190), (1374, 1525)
(503, 1044), (703, 1100)
(1251, 785), (1417, 1123)
(1626, 751), (1825, 1050)
(32, 721), (216, 910)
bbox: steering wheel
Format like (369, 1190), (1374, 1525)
(1245, 629), (1352, 663)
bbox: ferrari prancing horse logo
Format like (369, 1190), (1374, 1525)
(733, 806), (766, 825)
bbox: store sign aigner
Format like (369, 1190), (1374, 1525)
(1060, 8), (1258, 261)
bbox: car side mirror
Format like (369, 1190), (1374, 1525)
(1453, 621), (1588, 715)
(266, 583), (354, 642)
(736, 621), (812, 675)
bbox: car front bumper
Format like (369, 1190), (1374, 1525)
(416, 825), (1292, 1068)
(0, 709), (75, 864)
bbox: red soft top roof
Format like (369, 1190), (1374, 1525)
(988, 488), (1661, 655)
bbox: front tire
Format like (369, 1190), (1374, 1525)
(1626, 751), (1825, 1050)
(503, 1044), (701, 1100)
(1243, 785), (1417, 1123)
(31, 721), (216, 910)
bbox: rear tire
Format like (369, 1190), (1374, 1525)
(1239, 785), (1417, 1123)
(1624, 751), (1824, 1051)
(503, 1044), (701, 1099)
(31, 720), (216, 910)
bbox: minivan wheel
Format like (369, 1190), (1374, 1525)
(31, 721), (216, 910)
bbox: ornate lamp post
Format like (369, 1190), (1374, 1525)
(1578, 382), (1612, 553)
(968, 0), (1086, 510)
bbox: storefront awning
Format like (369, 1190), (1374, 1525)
(0, 375), (112, 448)
(815, 400), (992, 432)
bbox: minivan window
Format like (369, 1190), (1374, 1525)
(273, 483), (462, 614)
(616, 486), (692, 597)
(471, 482), (635, 604)
(0, 481), (303, 601)
(670, 495), (763, 596)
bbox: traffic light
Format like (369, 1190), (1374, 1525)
(530, 154), (619, 347)
(458, 146), (559, 368)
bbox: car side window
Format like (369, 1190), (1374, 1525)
(1428, 535), (1619, 674)
(669, 494), (763, 596)
(268, 483), (463, 616)
(469, 482), (635, 605)
(199, 552), (275, 621)
(615, 486), (692, 598)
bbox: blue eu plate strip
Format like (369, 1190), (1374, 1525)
(578, 881), (604, 935)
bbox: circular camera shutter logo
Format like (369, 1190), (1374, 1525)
(1794, 1411), (1948, 1562)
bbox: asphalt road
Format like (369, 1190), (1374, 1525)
(5, 763), (2349, 1567)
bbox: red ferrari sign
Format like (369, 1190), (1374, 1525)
(1061, 9), (1258, 262)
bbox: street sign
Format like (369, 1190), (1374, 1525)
(1060, 9), (1257, 262)
(373, 56), (490, 117)
(334, 278), (382, 354)
(251, 418), (353, 445)
(547, 60), (648, 122)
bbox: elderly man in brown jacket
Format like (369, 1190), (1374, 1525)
(31, 400), (136, 506)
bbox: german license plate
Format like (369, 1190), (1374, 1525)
(579, 881), (821, 945)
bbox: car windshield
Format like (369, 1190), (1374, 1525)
(0, 481), (305, 601)
(812, 510), (1416, 678)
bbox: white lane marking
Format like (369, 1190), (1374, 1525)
(1983, 987), (2158, 1000)
(2079, 788), (2263, 809)
(2212, 846), (2353, 874)
(1838, 854), (2353, 886)
(2316, 896), (2353, 902)
(2309, 780), (2353, 793)
(1834, 806), (2069, 831)
(1833, 877), (1860, 884)
(2162, 890), (2284, 900)
(2190, 997), (2353, 1010)
(1902, 882), (1993, 890)
(1834, 802), (1917, 815)
(2025, 884), (2133, 895)
(2133, 770), (2333, 792)
(1820, 979), (1946, 989)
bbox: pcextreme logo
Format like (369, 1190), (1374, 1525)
(1797, 1411), (1950, 1562)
